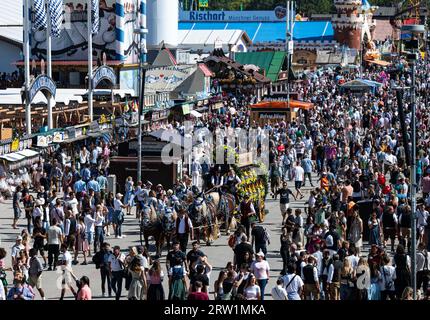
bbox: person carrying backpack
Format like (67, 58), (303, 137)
(92, 242), (112, 297)
(251, 222), (270, 256)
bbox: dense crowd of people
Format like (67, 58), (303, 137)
(2, 50), (430, 301)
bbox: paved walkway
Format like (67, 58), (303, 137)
(0, 173), (375, 300)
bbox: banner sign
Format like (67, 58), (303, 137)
(179, 9), (288, 22)
(10, 139), (20, 152)
(25, 75), (57, 104)
(92, 65), (117, 88)
(259, 112), (287, 119)
(31, 0), (139, 63)
(145, 65), (195, 92)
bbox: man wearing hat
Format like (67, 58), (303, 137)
(113, 193), (127, 239)
(175, 206), (194, 253)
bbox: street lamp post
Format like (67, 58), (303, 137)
(401, 23), (425, 300)
(134, 3), (148, 183)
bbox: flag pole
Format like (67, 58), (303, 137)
(24, 0), (32, 135)
(88, 0), (94, 122)
(46, 0), (53, 129)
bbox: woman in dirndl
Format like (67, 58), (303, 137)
(147, 260), (165, 300)
(168, 258), (187, 300)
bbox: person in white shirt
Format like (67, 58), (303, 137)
(113, 193), (127, 239)
(417, 243), (430, 293)
(417, 202), (429, 243)
(312, 245), (323, 276)
(380, 255), (396, 300)
(108, 246), (126, 300)
(0, 278), (5, 300)
(93, 205), (105, 253)
(46, 218), (63, 271)
(281, 263), (304, 300)
(292, 161), (305, 199)
(11, 236), (25, 266)
(66, 192), (79, 216)
(271, 278), (288, 300)
(84, 212), (96, 256)
(175, 208), (194, 253)
(59, 244), (76, 300)
(346, 246), (360, 271)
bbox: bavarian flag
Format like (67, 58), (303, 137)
(199, 0), (209, 8)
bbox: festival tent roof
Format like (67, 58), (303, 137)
(340, 79), (383, 89)
(234, 52), (286, 82)
(179, 21), (334, 43)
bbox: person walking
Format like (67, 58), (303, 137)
(251, 222), (270, 256)
(109, 245), (126, 300)
(302, 255), (320, 300)
(147, 260), (165, 300)
(271, 278), (288, 300)
(168, 257), (188, 300)
(250, 251), (270, 300)
(92, 242), (112, 297)
(28, 248), (45, 300)
(127, 256), (147, 300)
(46, 218), (63, 271)
(380, 255), (396, 300)
(113, 193), (127, 239)
(301, 155), (314, 187)
(276, 181), (296, 225)
(417, 242), (430, 293)
(76, 276), (92, 300)
(175, 207), (194, 253)
(292, 161), (305, 199)
(12, 186), (22, 229)
(243, 274), (261, 300)
(281, 263), (304, 300)
(238, 194), (256, 238)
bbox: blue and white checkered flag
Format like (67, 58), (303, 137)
(33, 0), (47, 30)
(48, 0), (64, 37)
(91, 0), (100, 34)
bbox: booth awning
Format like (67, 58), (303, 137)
(0, 149), (39, 162)
(250, 100), (315, 110)
(340, 79), (383, 91)
(365, 59), (391, 67)
(190, 110), (203, 118)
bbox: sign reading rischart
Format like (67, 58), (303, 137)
(27, 75), (57, 103)
(92, 66), (117, 88)
(179, 9), (288, 22)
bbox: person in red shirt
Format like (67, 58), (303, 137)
(188, 281), (209, 300)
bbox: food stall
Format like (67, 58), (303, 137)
(250, 100), (315, 126)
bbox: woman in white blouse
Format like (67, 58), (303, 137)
(244, 274), (261, 300)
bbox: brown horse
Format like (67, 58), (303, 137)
(188, 197), (220, 245)
(140, 205), (165, 256)
(207, 192), (236, 235)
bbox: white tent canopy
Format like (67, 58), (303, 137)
(190, 110), (202, 118)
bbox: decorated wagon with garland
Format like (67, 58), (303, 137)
(219, 145), (269, 222)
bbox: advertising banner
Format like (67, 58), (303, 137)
(30, 0), (140, 63)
